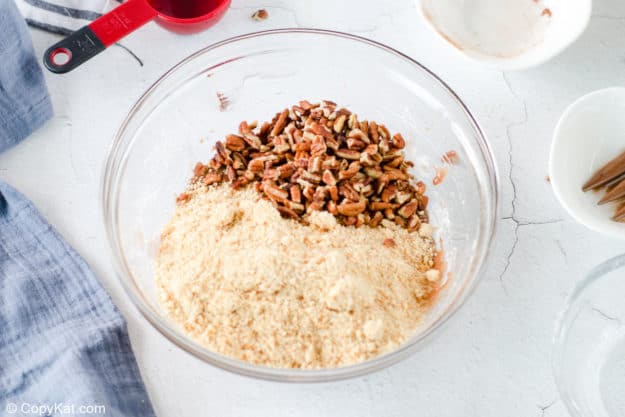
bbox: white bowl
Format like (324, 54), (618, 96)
(418, 0), (592, 70)
(550, 87), (625, 239)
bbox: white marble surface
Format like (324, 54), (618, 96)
(3, 1), (625, 416)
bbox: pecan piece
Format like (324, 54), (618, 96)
(407, 215), (421, 231)
(335, 149), (361, 160)
(204, 172), (223, 185)
(307, 156), (323, 173)
(347, 128), (370, 144)
(313, 187), (328, 203)
(365, 166), (383, 179)
(384, 168), (408, 181)
(327, 200), (338, 215)
(337, 200), (366, 216)
(225, 134), (246, 151)
(176, 192), (191, 205)
(238, 121), (262, 149)
(370, 201), (397, 211)
(369, 211), (384, 227)
(369, 121), (379, 143)
(276, 205), (299, 219)
(333, 114), (347, 133)
(380, 184), (397, 203)
(300, 170), (322, 184)
(289, 184), (302, 203)
(310, 135), (327, 157)
(322, 169), (337, 186)
(338, 161), (361, 180)
(391, 133), (406, 149)
(193, 162), (208, 177)
(277, 163), (295, 179)
(270, 109), (289, 137)
(263, 181), (289, 202)
(311, 122), (333, 139)
(322, 156), (339, 170)
(251, 9), (269, 20)
(397, 199), (419, 218)
(338, 183), (360, 202)
(248, 158), (265, 174)
(327, 185), (339, 201)
(347, 138), (366, 150)
(215, 141), (232, 165)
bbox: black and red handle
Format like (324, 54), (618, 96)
(44, 0), (157, 74)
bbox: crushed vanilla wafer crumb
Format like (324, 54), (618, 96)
(156, 184), (440, 368)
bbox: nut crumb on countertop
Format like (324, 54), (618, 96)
(157, 184), (440, 368)
(251, 9), (268, 21)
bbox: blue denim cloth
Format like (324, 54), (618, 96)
(0, 1), (156, 416)
(0, 0), (52, 152)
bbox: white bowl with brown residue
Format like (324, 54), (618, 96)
(550, 87), (625, 239)
(418, 0), (592, 70)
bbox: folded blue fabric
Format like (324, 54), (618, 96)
(0, 0), (52, 153)
(0, 1), (156, 415)
(0, 184), (156, 416)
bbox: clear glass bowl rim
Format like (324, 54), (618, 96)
(553, 253), (625, 416)
(101, 28), (501, 382)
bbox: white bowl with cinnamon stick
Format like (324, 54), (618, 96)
(550, 87), (625, 239)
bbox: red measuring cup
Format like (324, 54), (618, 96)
(43, 0), (230, 74)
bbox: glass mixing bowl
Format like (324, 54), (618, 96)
(554, 254), (625, 417)
(102, 29), (499, 382)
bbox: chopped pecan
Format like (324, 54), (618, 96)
(225, 135), (246, 152)
(370, 201), (397, 211)
(337, 201), (366, 216)
(397, 199), (419, 218)
(338, 161), (361, 180)
(333, 114), (347, 133)
(310, 135), (327, 156)
(289, 184), (302, 203)
(270, 109), (289, 137)
(347, 138), (366, 150)
(190, 100), (432, 232)
(391, 133), (406, 149)
(335, 149), (361, 160)
(322, 170), (337, 186)
(176, 192), (191, 205)
(263, 181), (288, 202)
(194, 162), (208, 177)
(327, 185), (339, 201)
(339, 183), (360, 202)
(276, 205), (298, 219)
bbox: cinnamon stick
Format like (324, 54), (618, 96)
(582, 149), (625, 191)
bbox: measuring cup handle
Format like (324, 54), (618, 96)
(43, 0), (157, 74)
(44, 27), (105, 74)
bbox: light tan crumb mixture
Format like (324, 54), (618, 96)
(157, 183), (440, 369)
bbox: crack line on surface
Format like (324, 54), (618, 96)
(592, 307), (622, 325)
(555, 240), (567, 260)
(501, 217), (563, 226)
(538, 399), (557, 417)
(497, 72), (528, 294)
